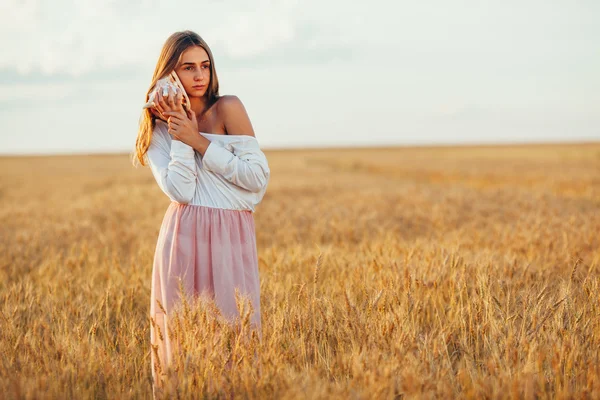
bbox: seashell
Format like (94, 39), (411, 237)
(143, 71), (191, 111)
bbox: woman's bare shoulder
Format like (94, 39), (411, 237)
(216, 95), (255, 137)
(215, 94), (242, 117)
(217, 94), (241, 106)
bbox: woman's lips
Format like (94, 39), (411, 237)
(193, 85), (206, 89)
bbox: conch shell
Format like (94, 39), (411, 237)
(143, 71), (191, 111)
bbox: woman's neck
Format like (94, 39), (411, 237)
(189, 96), (208, 117)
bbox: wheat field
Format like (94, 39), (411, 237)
(0, 142), (599, 399)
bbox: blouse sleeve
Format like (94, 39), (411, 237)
(145, 120), (198, 204)
(201, 138), (270, 193)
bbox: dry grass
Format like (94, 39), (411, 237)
(0, 142), (599, 399)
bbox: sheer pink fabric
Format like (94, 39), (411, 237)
(149, 201), (262, 392)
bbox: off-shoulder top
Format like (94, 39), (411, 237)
(146, 120), (270, 212)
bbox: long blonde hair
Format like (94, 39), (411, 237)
(132, 30), (220, 167)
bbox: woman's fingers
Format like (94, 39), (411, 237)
(168, 118), (182, 128)
(164, 110), (187, 121)
(165, 110), (186, 133)
(156, 91), (168, 113)
(152, 109), (165, 121)
(150, 106), (167, 121)
(166, 88), (176, 109)
(167, 88), (184, 112)
(175, 89), (184, 111)
(151, 93), (162, 114)
(156, 87), (185, 114)
(155, 104), (165, 117)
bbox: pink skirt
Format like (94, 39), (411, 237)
(149, 202), (262, 389)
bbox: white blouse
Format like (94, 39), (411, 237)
(146, 119), (270, 212)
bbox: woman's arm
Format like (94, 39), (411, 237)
(146, 120), (198, 203)
(200, 96), (270, 193)
(202, 139), (270, 193)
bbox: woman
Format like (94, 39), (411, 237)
(132, 30), (270, 395)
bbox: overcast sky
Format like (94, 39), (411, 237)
(0, 0), (598, 155)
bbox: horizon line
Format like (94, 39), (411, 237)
(1, 139), (598, 158)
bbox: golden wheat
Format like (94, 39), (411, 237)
(0, 142), (599, 399)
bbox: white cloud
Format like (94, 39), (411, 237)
(0, 0), (318, 77)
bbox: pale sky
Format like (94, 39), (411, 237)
(0, 0), (598, 155)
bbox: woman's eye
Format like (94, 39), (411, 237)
(185, 66), (193, 71)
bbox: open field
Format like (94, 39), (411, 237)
(1, 142), (599, 399)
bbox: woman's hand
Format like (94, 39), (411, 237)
(151, 87), (185, 121)
(163, 106), (199, 147)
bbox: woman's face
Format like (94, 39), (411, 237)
(176, 46), (211, 98)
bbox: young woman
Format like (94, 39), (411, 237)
(132, 30), (270, 395)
